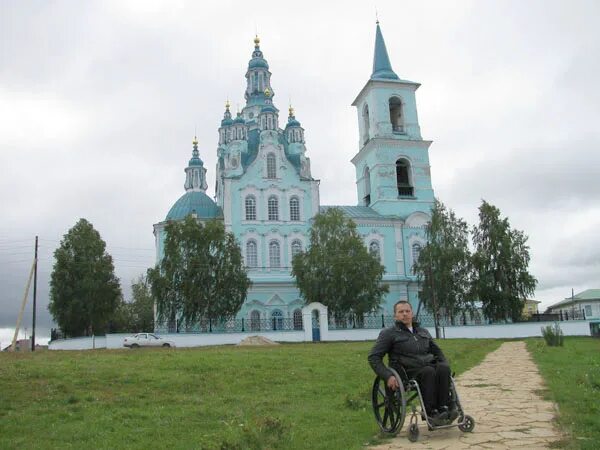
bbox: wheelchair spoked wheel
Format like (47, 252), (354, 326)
(371, 368), (406, 434)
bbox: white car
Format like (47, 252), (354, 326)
(123, 333), (175, 348)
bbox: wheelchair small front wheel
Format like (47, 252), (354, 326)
(408, 423), (419, 442)
(458, 415), (475, 432)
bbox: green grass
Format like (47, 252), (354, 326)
(0, 339), (501, 450)
(527, 337), (600, 450)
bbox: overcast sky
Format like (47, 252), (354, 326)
(1, 0), (599, 346)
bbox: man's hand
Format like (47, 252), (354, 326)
(387, 375), (399, 390)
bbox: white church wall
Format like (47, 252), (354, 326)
(49, 321), (592, 350)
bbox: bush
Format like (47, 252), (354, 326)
(541, 322), (564, 346)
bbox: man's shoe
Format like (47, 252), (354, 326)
(429, 409), (449, 426)
(439, 405), (459, 423)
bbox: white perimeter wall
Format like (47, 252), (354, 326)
(49, 321), (594, 351)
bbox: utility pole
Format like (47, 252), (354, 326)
(31, 236), (38, 351)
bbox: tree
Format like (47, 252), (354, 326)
(292, 208), (388, 321)
(471, 200), (537, 322)
(129, 275), (154, 332)
(49, 218), (122, 337)
(413, 199), (473, 332)
(147, 216), (251, 328)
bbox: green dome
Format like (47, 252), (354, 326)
(166, 191), (223, 221)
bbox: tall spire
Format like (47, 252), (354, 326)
(371, 22), (399, 80)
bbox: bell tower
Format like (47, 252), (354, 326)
(351, 22), (434, 218)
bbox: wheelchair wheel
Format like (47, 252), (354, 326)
(458, 415), (475, 432)
(408, 423), (419, 442)
(371, 368), (406, 433)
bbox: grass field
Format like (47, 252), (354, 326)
(0, 338), (501, 449)
(527, 337), (600, 450)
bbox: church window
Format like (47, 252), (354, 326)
(269, 240), (281, 267)
(268, 196), (279, 221)
(412, 243), (422, 272)
(246, 240), (258, 267)
(396, 159), (413, 197)
(245, 196), (256, 220)
(363, 104), (370, 144)
(364, 166), (371, 206)
(389, 97), (404, 133)
(267, 153), (277, 179)
(289, 196), (300, 221)
(271, 309), (284, 330)
(293, 309), (303, 330)
(252, 72), (258, 91)
(369, 240), (381, 261)
(250, 310), (261, 331)
(291, 239), (302, 259)
(267, 116), (272, 130)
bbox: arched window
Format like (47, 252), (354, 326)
(363, 104), (370, 145)
(269, 240), (281, 268)
(412, 243), (422, 272)
(250, 310), (261, 331)
(246, 240), (258, 268)
(363, 166), (371, 206)
(268, 196), (279, 221)
(389, 97), (404, 133)
(267, 116), (272, 130)
(291, 239), (302, 259)
(289, 196), (300, 221)
(293, 309), (303, 330)
(396, 159), (413, 197)
(369, 240), (381, 261)
(271, 309), (284, 330)
(245, 195), (256, 221)
(267, 153), (277, 178)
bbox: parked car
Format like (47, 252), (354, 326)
(123, 333), (175, 348)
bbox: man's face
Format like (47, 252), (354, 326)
(394, 303), (413, 326)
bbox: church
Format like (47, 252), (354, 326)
(153, 23), (434, 331)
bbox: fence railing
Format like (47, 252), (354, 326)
(51, 307), (590, 340)
(155, 317), (303, 334)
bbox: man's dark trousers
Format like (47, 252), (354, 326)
(410, 362), (451, 414)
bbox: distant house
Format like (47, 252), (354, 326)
(546, 289), (600, 320)
(522, 299), (541, 318)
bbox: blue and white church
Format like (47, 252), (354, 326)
(153, 23), (434, 329)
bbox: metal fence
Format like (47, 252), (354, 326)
(156, 317), (302, 334)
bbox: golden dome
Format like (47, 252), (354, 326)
(254, 35), (260, 46)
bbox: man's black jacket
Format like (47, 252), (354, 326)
(368, 321), (447, 381)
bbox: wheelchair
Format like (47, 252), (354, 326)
(371, 366), (475, 442)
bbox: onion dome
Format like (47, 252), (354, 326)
(233, 111), (246, 124)
(285, 105), (301, 128)
(221, 100), (234, 126)
(248, 35), (269, 69)
(188, 136), (203, 166)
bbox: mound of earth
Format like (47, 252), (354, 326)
(237, 335), (280, 346)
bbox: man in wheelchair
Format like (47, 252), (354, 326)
(368, 300), (459, 426)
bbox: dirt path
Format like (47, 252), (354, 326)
(369, 341), (563, 449)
